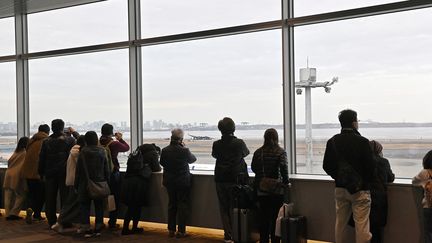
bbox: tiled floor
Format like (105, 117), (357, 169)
(0, 210), (329, 243)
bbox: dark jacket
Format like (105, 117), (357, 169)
(251, 146), (289, 189)
(160, 143), (196, 189)
(323, 128), (376, 191)
(121, 144), (162, 206)
(370, 156), (394, 227)
(100, 135), (130, 171)
(38, 132), (76, 178)
(74, 145), (110, 201)
(212, 135), (250, 183)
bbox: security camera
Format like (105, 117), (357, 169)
(325, 87), (331, 93)
(296, 89), (303, 95)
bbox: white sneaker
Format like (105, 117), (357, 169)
(51, 223), (64, 233)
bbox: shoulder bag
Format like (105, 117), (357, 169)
(258, 150), (285, 194)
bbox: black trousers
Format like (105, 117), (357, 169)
(216, 183), (235, 241)
(258, 195), (283, 243)
(108, 171), (121, 227)
(123, 206), (142, 230)
(44, 176), (67, 226)
(424, 208), (432, 243)
(167, 187), (190, 233)
(27, 179), (45, 218)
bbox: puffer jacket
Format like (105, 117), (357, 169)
(74, 145), (110, 201)
(251, 146), (289, 189)
(21, 131), (49, 179)
(38, 133), (76, 178)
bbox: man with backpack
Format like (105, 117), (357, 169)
(323, 109), (377, 243)
(99, 123), (130, 229)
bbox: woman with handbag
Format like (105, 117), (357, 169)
(251, 128), (289, 243)
(75, 131), (110, 238)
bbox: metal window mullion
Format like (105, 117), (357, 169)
(282, 0), (296, 174)
(128, 0), (142, 150)
(15, 10), (29, 139)
(289, 0), (432, 27)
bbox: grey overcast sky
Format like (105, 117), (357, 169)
(1, 0), (431, 126)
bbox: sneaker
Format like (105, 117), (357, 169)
(108, 224), (120, 230)
(84, 230), (94, 238)
(51, 223), (64, 233)
(168, 230), (175, 238)
(175, 232), (188, 238)
(94, 229), (101, 237)
(76, 227), (86, 234)
(223, 240), (234, 243)
(26, 208), (33, 224)
(132, 227), (144, 234)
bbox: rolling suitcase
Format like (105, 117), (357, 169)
(280, 204), (307, 243)
(232, 208), (253, 243)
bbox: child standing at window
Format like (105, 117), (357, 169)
(412, 150), (432, 243)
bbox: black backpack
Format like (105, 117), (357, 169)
(126, 148), (144, 172)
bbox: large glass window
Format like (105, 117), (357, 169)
(28, 0), (128, 52)
(29, 49), (130, 165)
(142, 30), (283, 170)
(141, 0), (280, 38)
(0, 62), (17, 166)
(0, 17), (15, 55)
(294, 8), (432, 177)
(294, 0), (406, 17)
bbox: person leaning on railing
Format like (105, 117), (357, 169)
(212, 117), (250, 243)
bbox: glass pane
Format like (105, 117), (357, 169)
(294, 8), (432, 178)
(142, 30), (283, 170)
(29, 49), (130, 165)
(0, 62), (17, 166)
(0, 17), (15, 56)
(141, 0), (281, 38)
(28, 0), (128, 52)
(295, 0), (406, 17)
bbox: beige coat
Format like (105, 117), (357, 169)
(65, 145), (80, 186)
(3, 150), (27, 192)
(21, 132), (49, 179)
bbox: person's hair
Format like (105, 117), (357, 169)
(76, 135), (86, 150)
(15, 136), (29, 152)
(263, 128), (280, 149)
(171, 128), (184, 144)
(101, 123), (114, 136)
(338, 109), (358, 128)
(85, 131), (99, 146)
(38, 124), (50, 134)
(218, 117), (235, 135)
(423, 150), (432, 169)
(51, 119), (65, 133)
